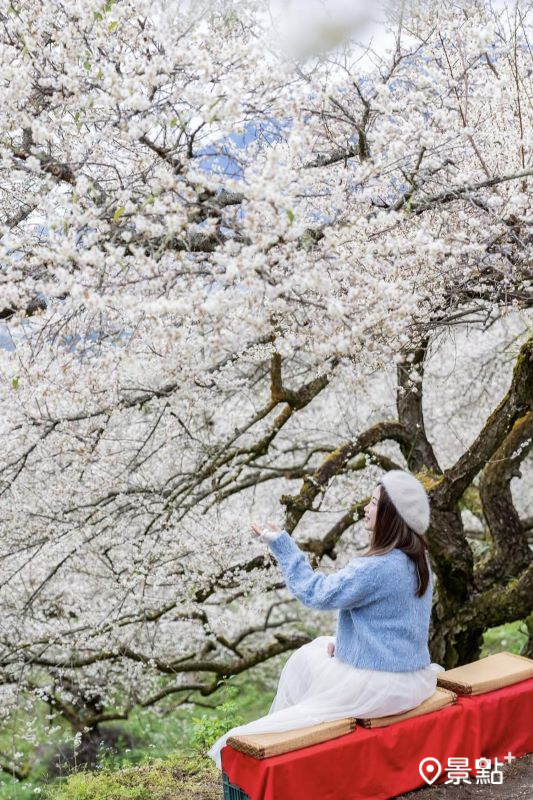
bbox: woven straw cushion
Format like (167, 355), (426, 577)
(357, 687), (457, 729)
(226, 717), (356, 759)
(437, 651), (533, 696)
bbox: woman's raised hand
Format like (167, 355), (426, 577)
(251, 520), (282, 543)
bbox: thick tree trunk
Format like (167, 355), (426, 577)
(422, 337), (533, 667)
(284, 333), (533, 670)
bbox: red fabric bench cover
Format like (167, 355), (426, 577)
(221, 676), (533, 800)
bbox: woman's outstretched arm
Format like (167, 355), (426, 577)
(252, 524), (384, 611)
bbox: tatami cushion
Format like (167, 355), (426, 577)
(357, 687), (457, 728)
(437, 651), (533, 695)
(225, 651), (533, 759)
(226, 717), (357, 759)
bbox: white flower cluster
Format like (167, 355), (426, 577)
(0, 0), (531, 764)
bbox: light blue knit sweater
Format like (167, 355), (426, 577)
(268, 531), (433, 672)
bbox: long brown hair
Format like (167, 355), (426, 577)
(360, 483), (430, 598)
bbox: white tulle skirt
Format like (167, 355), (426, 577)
(209, 635), (445, 769)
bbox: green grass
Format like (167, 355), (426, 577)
(480, 619), (529, 657)
(46, 754), (221, 800)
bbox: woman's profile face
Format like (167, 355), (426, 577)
(363, 485), (381, 532)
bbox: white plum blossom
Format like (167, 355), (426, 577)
(0, 0), (531, 779)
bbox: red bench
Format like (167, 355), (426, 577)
(222, 676), (533, 799)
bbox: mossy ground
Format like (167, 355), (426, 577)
(46, 754), (221, 800)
